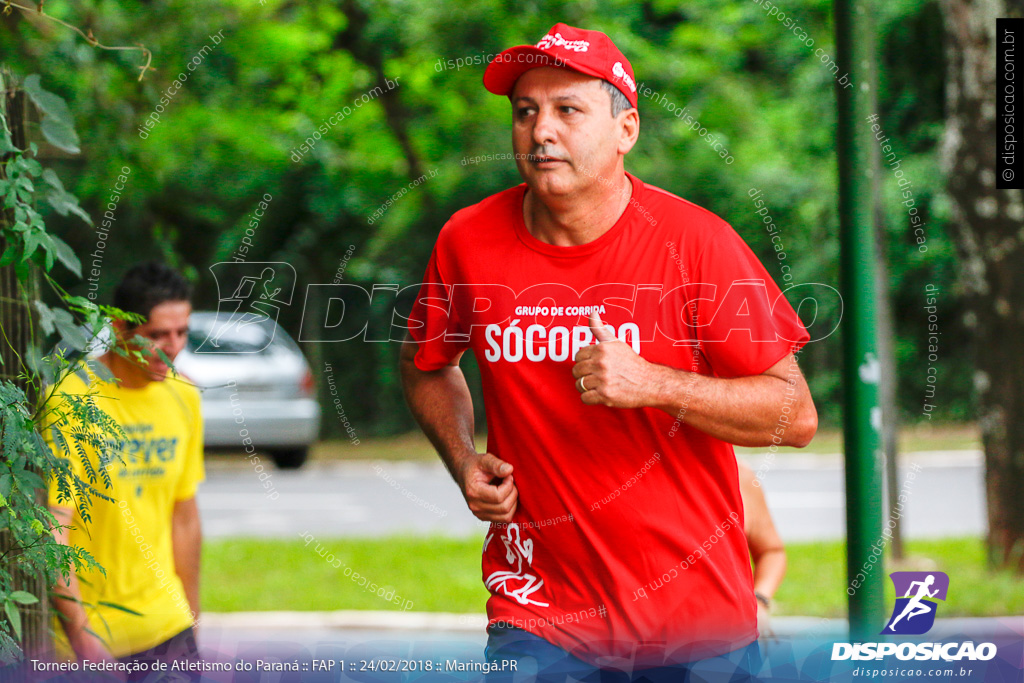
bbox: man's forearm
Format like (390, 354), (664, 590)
(401, 339), (519, 522)
(52, 568), (91, 647)
(172, 502), (201, 623)
(399, 350), (477, 486)
(752, 548), (787, 599)
(174, 543), (200, 623)
(50, 508), (101, 656)
(645, 363), (814, 447)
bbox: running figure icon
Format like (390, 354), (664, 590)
(886, 574), (939, 632)
(198, 262), (296, 354)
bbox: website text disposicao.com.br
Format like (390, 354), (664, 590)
(434, 50), (568, 73)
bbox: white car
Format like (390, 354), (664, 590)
(173, 311), (321, 469)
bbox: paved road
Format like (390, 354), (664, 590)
(197, 451), (986, 541)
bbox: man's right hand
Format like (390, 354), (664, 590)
(72, 630), (113, 660)
(70, 629), (121, 673)
(456, 453), (518, 523)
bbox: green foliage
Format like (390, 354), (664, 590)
(22, 75), (81, 155)
(0, 72), (157, 663)
(0, 373), (110, 662)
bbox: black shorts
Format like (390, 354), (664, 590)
(117, 627), (200, 683)
(484, 625), (762, 683)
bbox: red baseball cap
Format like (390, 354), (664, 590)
(483, 23), (638, 108)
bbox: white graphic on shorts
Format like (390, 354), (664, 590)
(484, 523), (549, 607)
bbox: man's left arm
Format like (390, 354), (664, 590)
(172, 497), (201, 624)
(573, 312), (817, 448)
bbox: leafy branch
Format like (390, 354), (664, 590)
(2, 1), (153, 81)
(0, 73), (138, 663)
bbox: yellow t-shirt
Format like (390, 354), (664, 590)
(43, 364), (205, 657)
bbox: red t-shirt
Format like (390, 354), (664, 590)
(408, 172), (809, 669)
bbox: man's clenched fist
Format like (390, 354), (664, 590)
(457, 452), (518, 522)
(572, 311), (661, 409)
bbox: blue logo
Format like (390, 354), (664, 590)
(882, 571), (949, 635)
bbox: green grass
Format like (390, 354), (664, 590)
(309, 432), (489, 463)
(734, 423), (981, 456)
(202, 536), (490, 612)
(202, 536), (1022, 617)
(778, 537), (1024, 618)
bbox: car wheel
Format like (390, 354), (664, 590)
(269, 447), (309, 470)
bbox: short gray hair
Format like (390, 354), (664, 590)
(600, 80), (632, 117)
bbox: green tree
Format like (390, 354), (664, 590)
(940, 0), (1024, 571)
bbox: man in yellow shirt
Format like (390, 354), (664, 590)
(45, 262), (204, 674)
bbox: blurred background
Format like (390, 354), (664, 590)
(2, 0), (1020, 636)
(2, 0), (968, 433)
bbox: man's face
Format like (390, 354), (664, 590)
(511, 67), (635, 197)
(123, 300), (191, 381)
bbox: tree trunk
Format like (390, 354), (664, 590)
(940, 0), (1024, 572)
(0, 69), (52, 665)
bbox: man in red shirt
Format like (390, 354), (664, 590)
(400, 23), (817, 681)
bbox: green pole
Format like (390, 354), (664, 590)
(834, 0), (885, 639)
